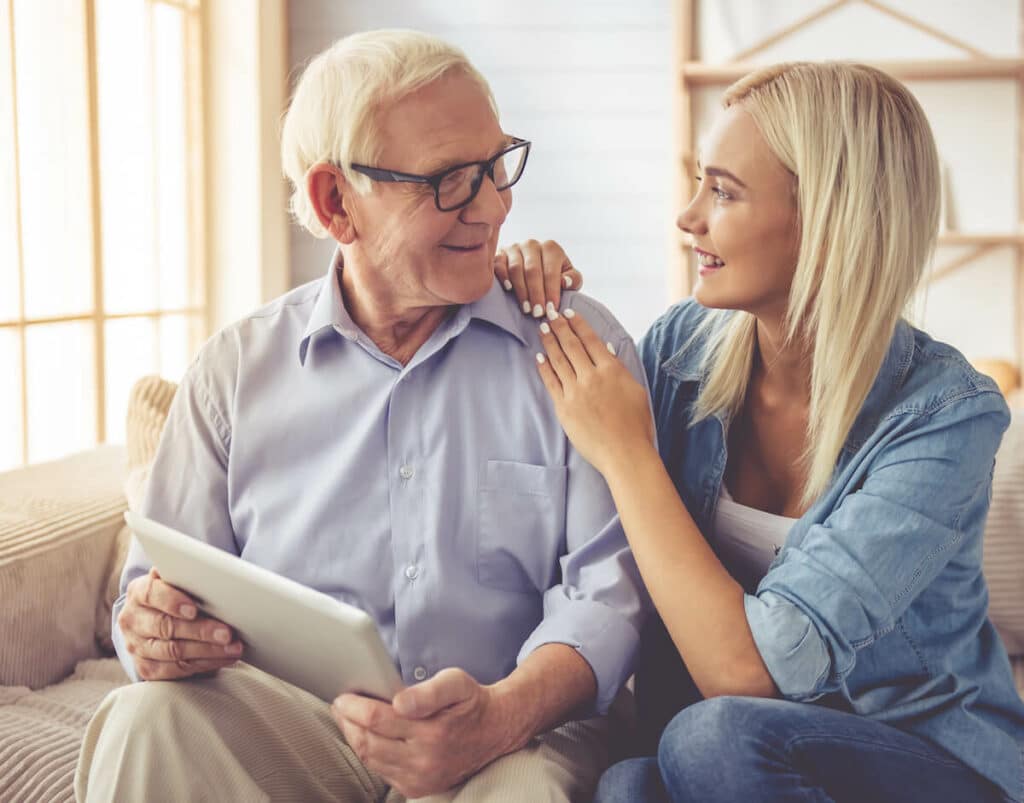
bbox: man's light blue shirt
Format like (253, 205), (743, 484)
(113, 255), (649, 714)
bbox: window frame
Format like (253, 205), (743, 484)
(0, 0), (207, 466)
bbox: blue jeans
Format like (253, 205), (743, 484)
(595, 696), (1011, 803)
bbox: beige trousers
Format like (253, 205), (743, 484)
(74, 663), (610, 803)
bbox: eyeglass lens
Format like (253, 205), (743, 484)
(437, 145), (527, 210)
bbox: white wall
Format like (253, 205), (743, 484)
(285, 1), (1021, 358)
(286, 0), (674, 339)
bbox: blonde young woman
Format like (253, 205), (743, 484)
(495, 63), (1024, 802)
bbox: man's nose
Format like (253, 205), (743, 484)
(460, 175), (509, 227)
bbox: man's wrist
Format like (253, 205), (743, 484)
(482, 680), (535, 756)
(481, 644), (598, 758)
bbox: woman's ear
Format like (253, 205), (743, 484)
(307, 163), (357, 244)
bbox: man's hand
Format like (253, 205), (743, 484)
(118, 567), (244, 681)
(332, 668), (513, 798)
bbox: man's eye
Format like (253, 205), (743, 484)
(439, 166), (473, 191)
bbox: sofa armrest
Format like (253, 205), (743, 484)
(0, 445), (128, 689)
(984, 410), (1024, 657)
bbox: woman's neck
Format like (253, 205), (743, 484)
(752, 315), (812, 403)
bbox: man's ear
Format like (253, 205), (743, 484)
(307, 163), (358, 244)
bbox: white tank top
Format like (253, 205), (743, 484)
(713, 485), (797, 592)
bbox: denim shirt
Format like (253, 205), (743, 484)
(636, 298), (1024, 801)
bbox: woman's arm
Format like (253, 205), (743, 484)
(536, 311), (778, 699)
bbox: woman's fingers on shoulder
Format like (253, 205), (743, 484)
(538, 239), (570, 307)
(501, 243), (530, 310)
(499, 239), (579, 313)
(561, 309), (614, 363)
(493, 251), (512, 291)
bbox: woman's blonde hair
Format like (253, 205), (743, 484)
(280, 29), (497, 237)
(692, 62), (941, 507)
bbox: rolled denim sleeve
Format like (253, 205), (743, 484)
(517, 326), (652, 715)
(112, 341), (238, 682)
(744, 393), (1009, 701)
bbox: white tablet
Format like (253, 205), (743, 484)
(125, 511), (404, 703)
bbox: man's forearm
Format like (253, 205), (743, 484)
(486, 643), (597, 754)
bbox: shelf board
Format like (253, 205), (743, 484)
(937, 231), (1024, 246)
(674, 232), (1024, 252)
(681, 58), (1024, 85)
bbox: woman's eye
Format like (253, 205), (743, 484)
(712, 186), (731, 201)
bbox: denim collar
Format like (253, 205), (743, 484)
(657, 310), (916, 452)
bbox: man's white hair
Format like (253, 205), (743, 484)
(281, 29), (498, 238)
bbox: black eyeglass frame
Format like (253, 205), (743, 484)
(349, 137), (531, 212)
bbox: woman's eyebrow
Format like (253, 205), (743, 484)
(703, 165), (748, 188)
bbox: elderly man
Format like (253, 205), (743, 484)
(75, 29), (648, 802)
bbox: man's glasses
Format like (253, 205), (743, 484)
(350, 137), (531, 212)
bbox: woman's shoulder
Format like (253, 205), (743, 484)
(894, 323), (1009, 421)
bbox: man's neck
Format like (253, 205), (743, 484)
(338, 260), (453, 366)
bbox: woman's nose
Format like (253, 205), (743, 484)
(676, 196), (707, 235)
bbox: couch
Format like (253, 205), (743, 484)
(1, 377), (1022, 802)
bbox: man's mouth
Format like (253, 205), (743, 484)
(441, 243), (486, 253)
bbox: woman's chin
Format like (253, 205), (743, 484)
(693, 282), (730, 310)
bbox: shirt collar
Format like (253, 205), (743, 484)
(298, 249), (360, 365)
(460, 278), (530, 347)
(299, 250), (528, 366)
(843, 318), (915, 451)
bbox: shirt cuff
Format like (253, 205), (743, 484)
(744, 590), (830, 701)
(517, 598), (641, 716)
(111, 594), (141, 683)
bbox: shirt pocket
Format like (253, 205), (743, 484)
(477, 460), (567, 594)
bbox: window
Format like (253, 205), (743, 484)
(0, 0), (206, 470)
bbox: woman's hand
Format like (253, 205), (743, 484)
(494, 240), (583, 317)
(535, 309), (654, 477)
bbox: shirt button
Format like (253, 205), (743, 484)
(399, 465), (414, 480)
(413, 666), (428, 682)
(404, 564), (419, 580)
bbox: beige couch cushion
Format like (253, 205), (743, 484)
(97, 375), (178, 655)
(984, 410), (1024, 656)
(123, 374), (178, 510)
(0, 447), (128, 689)
(0, 658), (127, 802)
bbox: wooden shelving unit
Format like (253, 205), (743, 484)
(673, 0), (1024, 377)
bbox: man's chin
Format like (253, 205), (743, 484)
(443, 267), (495, 305)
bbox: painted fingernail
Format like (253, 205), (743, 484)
(214, 628), (230, 644)
(522, 300), (531, 314)
(607, 342), (617, 356)
(546, 302), (558, 321)
(563, 275), (573, 288)
(532, 303), (544, 318)
(564, 308), (576, 319)
(503, 279), (513, 291)
(540, 322), (551, 334)
(536, 353), (546, 364)
(180, 604), (196, 619)
(225, 642), (243, 655)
